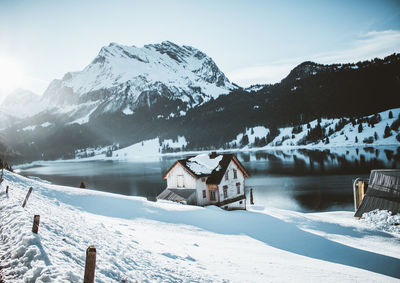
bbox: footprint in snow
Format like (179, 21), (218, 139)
(161, 253), (196, 262)
(185, 255), (196, 262)
(161, 252), (179, 259)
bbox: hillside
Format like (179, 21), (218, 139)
(0, 171), (399, 281)
(173, 54), (400, 149)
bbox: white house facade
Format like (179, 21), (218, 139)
(157, 152), (249, 210)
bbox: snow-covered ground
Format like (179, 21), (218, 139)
(234, 108), (400, 149)
(1, 171), (399, 282)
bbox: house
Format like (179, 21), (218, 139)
(354, 169), (400, 218)
(157, 152), (249, 210)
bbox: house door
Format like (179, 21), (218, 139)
(177, 175), (184, 187)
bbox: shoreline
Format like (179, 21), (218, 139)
(13, 143), (400, 169)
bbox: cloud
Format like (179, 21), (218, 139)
(228, 30), (400, 87)
(314, 30), (400, 64)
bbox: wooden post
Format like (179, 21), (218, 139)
(360, 181), (365, 201)
(22, 187), (33, 208)
(356, 180), (364, 209)
(250, 188), (254, 205)
(84, 245), (96, 283)
(6, 185), (8, 194)
(32, 215), (40, 234)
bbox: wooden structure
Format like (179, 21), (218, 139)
(32, 215), (40, 234)
(354, 169), (400, 218)
(353, 178), (368, 212)
(84, 246), (96, 283)
(22, 187), (33, 208)
(158, 152), (249, 210)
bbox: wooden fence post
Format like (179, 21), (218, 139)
(6, 185), (8, 194)
(32, 215), (40, 234)
(250, 188), (254, 205)
(84, 245), (96, 283)
(22, 187), (33, 208)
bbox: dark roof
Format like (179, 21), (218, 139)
(163, 153), (248, 185)
(205, 154), (236, 184)
(355, 169), (400, 218)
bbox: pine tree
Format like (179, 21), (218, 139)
(358, 123), (363, 133)
(389, 111), (393, 119)
(384, 125), (392, 138)
(241, 135), (249, 146)
(355, 136), (358, 143)
(374, 132), (378, 140)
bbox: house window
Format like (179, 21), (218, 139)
(223, 185), (228, 198)
(202, 190), (206, 198)
(236, 182), (240, 194)
(210, 191), (216, 201)
(177, 175), (184, 187)
(239, 201), (243, 204)
(225, 171), (229, 181)
(233, 169), (237, 179)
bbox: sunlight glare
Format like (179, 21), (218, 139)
(0, 56), (25, 94)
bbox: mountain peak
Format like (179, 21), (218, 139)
(42, 41), (236, 119)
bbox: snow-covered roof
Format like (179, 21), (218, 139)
(186, 154), (223, 175)
(163, 152), (249, 184)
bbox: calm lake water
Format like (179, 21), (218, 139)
(17, 146), (400, 212)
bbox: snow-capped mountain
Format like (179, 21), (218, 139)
(2, 52), (398, 162)
(0, 89), (44, 119)
(41, 41), (236, 120)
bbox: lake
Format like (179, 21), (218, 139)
(17, 146), (400, 212)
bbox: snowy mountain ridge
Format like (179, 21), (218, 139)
(41, 41), (236, 116)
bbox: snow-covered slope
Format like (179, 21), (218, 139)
(41, 41), (236, 118)
(230, 108), (400, 149)
(70, 108), (400, 162)
(1, 171), (400, 282)
(0, 89), (44, 119)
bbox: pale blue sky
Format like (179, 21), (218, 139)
(0, 0), (399, 97)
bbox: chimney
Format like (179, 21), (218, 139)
(209, 151), (218, 159)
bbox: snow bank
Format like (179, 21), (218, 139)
(1, 171), (400, 282)
(360, 210), (400, 234)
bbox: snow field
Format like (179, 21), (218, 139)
(0, 171), (400, 282)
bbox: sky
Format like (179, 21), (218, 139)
(0, 0), (399, 99)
